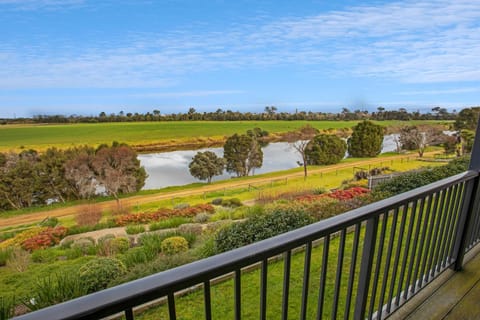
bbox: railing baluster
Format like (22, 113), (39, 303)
(332, 229), (346, 320)
(282, 251), (291, 320)
(204, 281), (212, 320)
(445, 183), (463, 264)
(125, 308), (134, 320)
(354, 216), (379, 320)
(344, 224), (361, 320)
(432, 187), (452, 273)
(413, 194), (433, 290)
(168, 293), (176, 320)
(316, 236), (330, 320)
(427, 189), (448, 279)
(420, 191), (438, 285)
(438, 185), (459, 269)
(368, 212), (388, 319)
(395, 200), (418, 305)
(379, 208), (399, 317)
(424, 190), (443, 282)
(300, 242), (312, 320)
(387, 204), (408, 311)
(260, 258), (268, 320)
(404, 199), (423, 300)
(235, 269), (241, 320)
(406, 197), (426, 295)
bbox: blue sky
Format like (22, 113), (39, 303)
(0, 0), (479, 118)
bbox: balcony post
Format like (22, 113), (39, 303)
(451, 117), (480, 271)
(354, 216), (378, 319)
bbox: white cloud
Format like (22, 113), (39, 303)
(1, 0), (479, 88)
(0, 0), (85, 10)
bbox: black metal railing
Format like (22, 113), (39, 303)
(14, 122), (480, 320)
(13, 170), (480, 320)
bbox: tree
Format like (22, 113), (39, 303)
(454, 107), (480, 130)
(189, 151), (225, 183)
(399, 125), (445, 157)
(64, 147), (97, 199)
(224, 133), (263, 177)
(305, 134), (347, 165)
(347, 120), (384, 157)
(443, 135), (458, 156)
(91, 143), (147, 206)
(285, 125), (318, 178)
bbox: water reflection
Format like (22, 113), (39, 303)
(139, 135), (398, 190)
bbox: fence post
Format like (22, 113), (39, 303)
(354, 216), (378, 319)
(451, 118), (480, 271)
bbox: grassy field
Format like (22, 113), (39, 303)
(0, 120), (447, 152)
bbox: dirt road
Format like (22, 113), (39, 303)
(0, 153), (435, 228)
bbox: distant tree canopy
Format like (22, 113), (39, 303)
(305, 134), (347, 165)
(0, 143), (146, 211)
(224, 133), (263, 177)
(0, 105), (460, 125)
(189, 151), (225, 183)
(347, 121), (385, 157)
(454, 107), (480, 131)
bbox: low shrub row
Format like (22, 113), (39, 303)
(115, 204), (214, 226)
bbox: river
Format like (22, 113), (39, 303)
(138, 135), (400, 190)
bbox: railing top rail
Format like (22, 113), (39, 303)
(14, 170), (479, 320)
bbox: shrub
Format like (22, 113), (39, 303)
(149, 217), (190, 231)
(193, 212), (210, 223)
(31, 249), (58, 263)
(0, 249), (11, 267)
(161, 237), (189, 256)
(221, 198), (243, 207)
(211, 198), (223, 205)
(125, 225), (146, 235)
(177, 223), (203, 235)
(22, 226), (68, 252)
(0, 227), (46, 250)
(215, 209), (313, 253)
(75, 204), (102, 227)
(373, 157), (469, 196)
(98, 237), (130, 256)
(23, 273), (88, 311)
(79, 258), (126, 292)
(71, 238), (96, 256)
(0, 295), (15, 320)
(6, 247), (30, 272)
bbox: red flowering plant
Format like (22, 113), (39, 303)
(115, 204), (215, 226)
(21, 226), (68, 252)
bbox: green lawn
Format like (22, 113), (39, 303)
(0, 120), (446, 152)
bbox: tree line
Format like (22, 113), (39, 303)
(0, 143), (146, 211)
(1, 106), (462, 125)
(189, 118), (473, 183)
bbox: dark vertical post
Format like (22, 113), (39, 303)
(354, 217), (378, 320)
(451, 117), (480, 270)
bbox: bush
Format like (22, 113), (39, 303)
(23, 273), (88, 311)
(31, 248), (58, 263)
(221, 198), (243, 208)
(75, 204), (102, 227)
(161, 237), (189, 255)
(0, 249), (11, 267)
(373, 157), (469, 196)
(125, 225), (146, 235)
(215, 208), (313, 253)
(0, 295), (15, 320)
(79, 258), (126, 292)
(173, 203), (190, 210)
(71, 238), (96, 256)
(149, 217), (190, 231)
(0, 227), (46, 250)
(6, 247), (30, 272)
(193, 212), (210, 223)
(22, 226), (68, 252)
(211, 198), (223, 205)
(120, 247), (154, 268)
(177, 223), (203, 235)
(97, 236), (130, 256)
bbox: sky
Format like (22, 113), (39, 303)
(0, 0), (479, 118)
